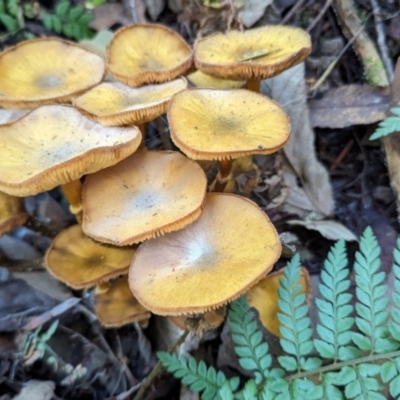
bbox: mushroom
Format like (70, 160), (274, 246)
(106, 24), (193, 87)
(94, 277), (151, 328)
(0, 38), (105, 108)
(187, 70), (245, 89)
(82, 150), (207, 246)
(0, 191), (28, 236)
(45, 225), (136, 289)
(168, 88), (290, 191)
(73, 78), (187, 126)
(0, 105), (141, 219)
(245, 267), (311, 337)
(194, 25), (311, 92)
(129, 193), (281, 315)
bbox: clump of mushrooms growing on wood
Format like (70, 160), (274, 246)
(0, 22), (312, 355)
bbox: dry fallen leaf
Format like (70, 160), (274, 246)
(309, 84), (390, 129)
(286, 219), (358, 242)
(262, 63), (334, 217)
(12, 380), (55, 400)
(238, 0), (272, 27)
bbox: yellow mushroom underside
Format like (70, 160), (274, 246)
(194, 26), (311, 80)
(168, 89), (290, 160)
(0, 105), (141, 196)
(73, 78), (187, 126)
(129, 193), (282, 315)
(82, 150), (207, 246)
(95, 277), (151, 327)
(187, 71), (245, 89)
(107, 24), (193, 87)
(0, 38), (105, 108)
(45, 225), (136, 289)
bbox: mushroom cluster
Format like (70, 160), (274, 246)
(0, 22), (311, 333)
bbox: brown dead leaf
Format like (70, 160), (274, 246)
(309, 85), (390, 128)
(262, 63), (334, 217)
(89, 3), (123, 30)
(238, 0), (272, 27)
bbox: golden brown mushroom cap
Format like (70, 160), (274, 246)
(82, 150), (207, 246)
(194, 26), (311, 80)
(129, 193), (281, 315)
(187, 70), (245, 89)
(73, 78), (187, 126)
(106, 24), (193, 87)
(45, 225), (136, 289)
(0, 191), (28, 236)
(168, 88), (290, 160)
(0, 38), (105, 109)
(245, 267), (311, 337)
(0, 105), (141, 196)
(169, 307), (226, 332)
(95, 277), (151, 328)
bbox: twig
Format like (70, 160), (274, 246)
(330, 139), (354, 171)
(310, 13), (372, 92)
(369, 0), (394, 82)
(307, 0), (333, 32)
(133, 329), (191, 400)
(281, 0), (305, 25)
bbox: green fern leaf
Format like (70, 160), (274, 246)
(315, 240), (356, 362)
(353, 227), (397, 354)
(277, 254), (316, 371)
(157, 352), (224, 399)
(389, 238), (400, 342)
(229, 296), (272, 382)
(370, 101), (400, 140)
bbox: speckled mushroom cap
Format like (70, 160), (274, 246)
(168, 88), (290, 160)
(129, 193), (281, 315)
(45, 225), (136, 289)
(245, 267), (311, 337)
(73, 78), (187, 126)
(0, 38), (105, 109)
(0, 191), (28, 236)
(82, 150), (207, 246)
(0, 105), (141, 196)
(106, 24), (193, 87)
(194, 26), (311, 80)
(95, 277), (151, 328)
(187, 70), (245, 89)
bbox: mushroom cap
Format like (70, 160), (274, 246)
(45, 225), (136, 289)
(0, 38), (105, 109)
(106, 24), (193, 87)
(168, 88), (290, 160)
(129, 193), (281, 315)
(169, 307), (226, 332)
(187, 70), (245, 89)
(0, 191), (28, 236)
(194, 26), (311, 80)
(82, 150), (207, 246)
(0, 108), (30, 125)
(95, 277), (151, 328)
(245, 267), (311, 337)
(0, 105), (141, 196)
(73, 78), (187, 126)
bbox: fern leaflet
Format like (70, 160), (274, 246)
(370, 100), (400, 140)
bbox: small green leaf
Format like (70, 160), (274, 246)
(0, 13), (18, 31)
(55, 1), (70, 17)
(278, 355), (297, 371)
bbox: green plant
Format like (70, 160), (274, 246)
(0, 0), (93, 41)
(158, 227), (400, 399)
(370, 101), (400, 140)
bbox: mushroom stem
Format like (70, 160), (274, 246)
(212, 159), (233, 192)
(61, 180), (83, 223)
(247, 78), (260, 93)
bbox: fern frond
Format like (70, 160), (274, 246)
(277, 254), (320, 372)
(370, 101), (400, 140)
(389, 238), (400, 342)
(353, 227), (397, 354)
(381, 357), (400, 398)
(229, 296), (272, 384)
(157, 352), (239, 400)
(314, 240), (357, 361)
